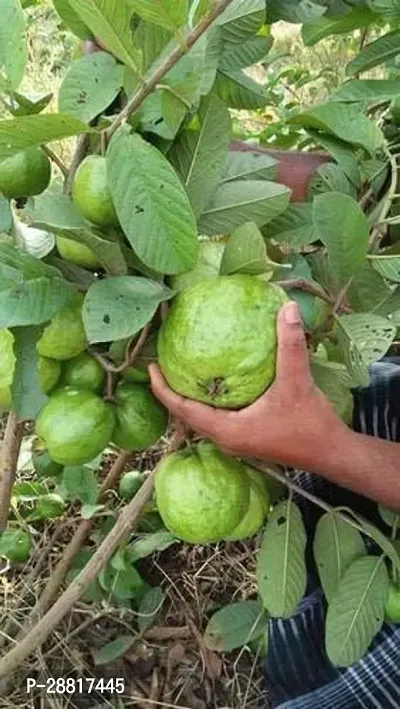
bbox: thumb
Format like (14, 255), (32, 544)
(276, 301), (311, 385)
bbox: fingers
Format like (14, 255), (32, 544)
(276, 301), (312, 385)
(149, 364), (226, 439)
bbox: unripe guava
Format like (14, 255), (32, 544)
(169, 240), (226, 292)
(36, 387), (115, 465)
(158, 275), (288, 409)
(112, 383), (168, 451)
(72, 155), (119, 228)
(0, 147), (51, 199)
(56, 235), (101, 270)
(155, 442), (250, 544)
(225, 467), (270, 542)
(37, 292), (87, 361)
(385, 583), (400, 623)
(119, 470), (144, 500)
(60, 352), (105, 393)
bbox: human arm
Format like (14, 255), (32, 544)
(150, 301), (400, 511)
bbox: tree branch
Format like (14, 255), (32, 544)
(64, 134), (90, 194)
(41, 145), (68, 180)
(276, 278), (351, 314)
(0, 413), (24, 531)
(105, 0), (235, 141)
(91, 323), (151, 376)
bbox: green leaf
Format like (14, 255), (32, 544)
(34, 186), (85, 229)
(368, 253), (400, 284)
(378, 505), (399, 531)
(83, 276), (172, 344)
(308, 130), (361, 186)
(0, 114), (90, 162)
(308, 163), (357, 200)
(325, 555), (388, 667)
(130, 0), (188, 31)
(313, 193), (369, 284)
(257, 500), (307, 618)
(204, 601), (267, 653)
(220, 151), (276, 184)
(133, 20), (172, 72)
(58, 52), (124, 123)
(350, 513), (400, 574)
(93, 636), (136, 666)
(220, 221), (279, 276)
(169, 94), (231, 218)
(335, 313), (397, 386)
(290, 103), (384, 154)
(99, 562), (147, 600)
(128, 531), (177, 562)
(138, 586), (165, 632)
(81, 504), (104, 519)
(199, 180), (291, 236)
(264, 203), (317, 247)
(348, 262), (392, 312)
(369, 0), (400, 21)
(10, 325), (46, 420)
(217, 0), (265, 46)
(53, 0), (93, 40)
(62, 466), (99, 506)
(107, 129), (198, 275)
(347, 31), (400, 76)
(267, 0), (326, 23)
(332, 79), (400, 104)
(28, 493), (65, 521)
(311, 358), (356, 420)
(12, 481), (48, 502)
(0, 195), (12, 233)
(219, 35), (273, 71)
(302, 7), (376, 46)
(69, 0), (142, 75)
(0, 244), (72, 328)
(313, 513), (365, 603)
(6, 90), (53, 118)
(0, 0), (28, 90)
(216, 69), (267, 109)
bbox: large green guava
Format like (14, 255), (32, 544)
(0, 147), (51, 199)
(72, 155), (119, 228)
(36, 387), (115, 465)
(37, 292), (87, 361)
(155, 442), (250, 544)
(56, 235), (102, 270)
(112, 383), (168, 451)
(225, 466), (270, 542)
(60, 352), (105, 393)
(169, 239), (226, 292)
(158, 275), (288, 409)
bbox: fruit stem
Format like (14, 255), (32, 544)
(40, 145), (68, 180)
(92, 323), (152, 378)
(0, 413), (24, 532)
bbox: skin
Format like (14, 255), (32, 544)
(150, 301), (400, 512)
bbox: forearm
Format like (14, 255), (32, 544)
(305, 427), (400, 511)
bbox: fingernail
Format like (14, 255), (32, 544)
(283, 301), (301, 325)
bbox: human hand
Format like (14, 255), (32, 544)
(149, 301), (348, 470)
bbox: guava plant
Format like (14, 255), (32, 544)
(0, 0), (399, 683)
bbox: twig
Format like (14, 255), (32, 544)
(333, 277), (353, 316)
(92, 323), (151, 375)
(105, 0), (235, 141)
(275, 278), (351, 313)
(358, 186), (374, 210)
(0, 431), (184, 680)
(64, 134), (90, 194)
(0, 413), (24, 532)
(40, 146), (68, 179)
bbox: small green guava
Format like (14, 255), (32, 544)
(38, 356), (62, 394)
(60, 352), (105, 393)
(169, 239), (226, 292)
(225, 467), (270, 542)
(36, 387), (115, 465)
(37, 292), (87, 361)
(119, 470), (144, 501)
(112, 383), (168, 451)
(72, 155), (119, 228)
(155, 442), (250, 544)
(385, 582), (400, 623)
(56, 235), (102, 270)
(0, 528), (32, 563)
(0, 147), (51, 199)
(158, 275), (288, 409)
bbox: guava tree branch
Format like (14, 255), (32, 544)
(91, 323), (151, 375)
(105, 0), (235, 141)
(0, 431), (184, 681)
(276, 278), (352, 314)
(64, 134), (90, 194)
(0, 413), (24, 531)
(41, 146), (68, 180)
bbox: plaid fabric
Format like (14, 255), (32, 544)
(265, 360), (400, 709)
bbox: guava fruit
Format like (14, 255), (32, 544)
(112, 383), (168, 451)
(119, 470), (144, 501)
(158, 275), (288, 409)
(155, 442), (251, 544)
(0, 147), (51, 199)
(169, 240), (226, 292)
(37, 292), (87, 361)
(0, 528), (32, 563)
(225, 467), (270, 542)
(122, 366), (150, 384)
(36, 387), (115, 465)
(60, 352), (105, 393)
(72, 155), (119, 228)
(0, 329), (15, 411)
(385, 583), (400, 623)
(56, 235), (101, 270)
(38, 356), (62, 394)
